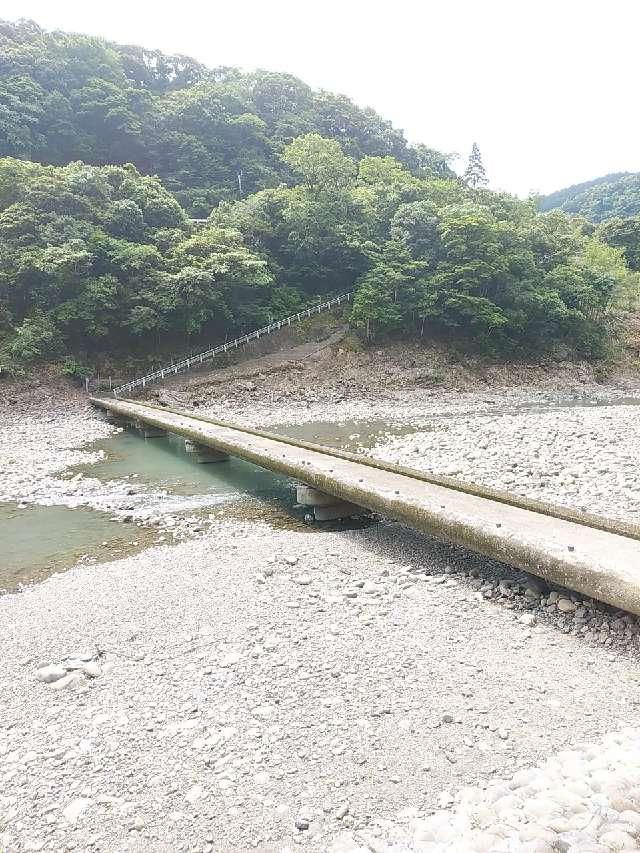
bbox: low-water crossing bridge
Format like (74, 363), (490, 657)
(91, 396), (640, 616)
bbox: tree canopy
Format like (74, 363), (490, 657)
(0, 19), (637, 373)
(538, 172), (640, 222)
(0, 159), (273, 366)
(214, 142), (635, 357)
(0, 19), (451, 216)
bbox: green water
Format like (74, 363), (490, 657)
(0, 503), (156, 592)
(2, 417), (410, 593)
(81, 429), (292, 499)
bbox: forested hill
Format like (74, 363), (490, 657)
(538, 173), (640, 222)
(0, 18), (452, 216)
(0, 19), (638, 378)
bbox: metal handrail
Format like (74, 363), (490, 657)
(112, 291), (353, 396)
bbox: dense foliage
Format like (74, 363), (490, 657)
(538, 172), (640, 222)
(0, 20), (637, 372)
(0, 159), (276, 365)
(597, 216), (640, 274)
(0, 19), (452, 217)
(214, 136), (635, 356)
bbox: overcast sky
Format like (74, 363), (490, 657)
(3, 0), (639, 196)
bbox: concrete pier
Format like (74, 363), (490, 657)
(184, 439), (229, 463)
(134, 420), (166, 438)
(296, 484), (361, 521)
(106, 414), (130, 428)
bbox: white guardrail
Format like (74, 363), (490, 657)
(112, 291), (353, 397)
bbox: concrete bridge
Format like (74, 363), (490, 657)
(91, 397), (640, 616)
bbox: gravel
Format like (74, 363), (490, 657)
(2, 385), (640, 852)
(366, 402), (640, 525)
(2, 519), (640, 852)
(197, 385), (640, 431)
(329, 727), (640, 852)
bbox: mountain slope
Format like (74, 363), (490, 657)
(0, 19), (453, 215)
(538, 172), (640, 222)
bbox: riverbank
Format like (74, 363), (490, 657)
(2, 517), (640, 853)
(0, 389), (250, 586)
(2, 379), (640, 851)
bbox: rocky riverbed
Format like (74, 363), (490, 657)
(0, 396), (250, 564)
(366, 401), (640, 526)
(2, 382), (640, 852)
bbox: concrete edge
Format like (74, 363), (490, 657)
(116, 398), (640, 544)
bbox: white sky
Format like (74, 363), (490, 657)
(2, 0), (639, 197)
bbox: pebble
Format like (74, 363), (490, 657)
(36, 664), (67, 684)
(335, 803), (350, 820)
(374, 727), (640, 852)
(49, 672), (84, 691)
(185, 785), (204, 804)
(62, 798), (92, 825)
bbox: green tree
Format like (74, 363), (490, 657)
(281, 134), (356, 190)
(0, 158), (274, 365)
(538, 173), (640, 222)
(598, 216), (640, 271)
(462, 143), (488, 189)
(351, 239), (428, 339)
(0, 19), (426, 214)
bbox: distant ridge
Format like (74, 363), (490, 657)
(538, 172), (640, 222)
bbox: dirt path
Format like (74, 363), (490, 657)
(155, 328), (348, 398)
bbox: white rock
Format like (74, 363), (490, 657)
(64, 650), (96, 661)
(185, 784), (204, 803)
(50, 672), (84, 691)
(36, 664), (67, 684)
(335, 802), (350, 820)
(82, 662), (102, 678)
(598, 829), (637, 849)
(62, 798), (92, 825)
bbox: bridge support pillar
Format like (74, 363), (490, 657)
(184, 439), (229, 463)
(134, 420), (166, 438)
(296, 484), (362, 521)
(106, 414), (129, 428)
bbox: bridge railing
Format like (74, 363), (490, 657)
(112, 291), (353, 397)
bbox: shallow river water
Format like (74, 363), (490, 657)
(1, 418), (413, 593)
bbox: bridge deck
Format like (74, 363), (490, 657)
(91, 397), (640, 615)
